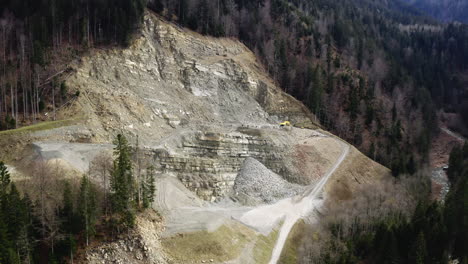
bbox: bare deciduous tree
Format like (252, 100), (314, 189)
(27, 160), (66, 253)
(89, 151), (113, 216)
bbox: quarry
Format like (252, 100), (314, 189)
(0, 12), (389, 264)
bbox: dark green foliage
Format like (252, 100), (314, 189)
(332, 20), (349, 49)
(0, 162), (11, 196)
(0, 164), (36, 264)
(404, 0), (468, 24)
(78, 175), (98, 245)
(447, 143), (467, 183)
(347, 85), (360, 121)
(142, 166), (156, 209)
(60, 82), (68, 98)
(110, 134), (136, 229)
(0, 134), (155, 262)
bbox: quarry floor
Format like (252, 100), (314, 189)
(152, 128), (350, 264)
(5, 124), (352, 264)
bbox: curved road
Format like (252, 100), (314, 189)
(268, 141), (349, 264)
(236, 139), (349, 264)
(441, 127), (466, 142)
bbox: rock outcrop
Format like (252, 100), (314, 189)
(152, 130), (290, 201)
(60, 11), (326, 201)
(65, 11), (317, 145)
(86, 211), (170, 264)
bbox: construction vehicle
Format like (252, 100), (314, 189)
(279, 121), (291, 127)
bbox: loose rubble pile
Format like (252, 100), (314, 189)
(233, 157), (304, 205)
(431, 167), (450, 201)
(86, 212), (170, 264)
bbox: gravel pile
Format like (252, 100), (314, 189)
(233, 157), (304, 204)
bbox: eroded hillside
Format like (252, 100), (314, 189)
(1, 11), (390, 264)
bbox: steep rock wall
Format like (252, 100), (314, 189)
(151, 130), (290, 201)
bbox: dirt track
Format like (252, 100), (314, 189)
(244, 141), (349, 264)
(152, 130), (349, 264)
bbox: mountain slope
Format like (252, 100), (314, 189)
(148, 0), (468, 174)
(1, 11), (389, 264)
(401, 0), (468, 23)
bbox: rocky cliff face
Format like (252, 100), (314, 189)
(65, 12), (316, 145)
(61, 11), (325, 201)
(5, 11), (390, 264)
(153, 130), (286, 201)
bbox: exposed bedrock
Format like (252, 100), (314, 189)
(150, 130), (296, 201)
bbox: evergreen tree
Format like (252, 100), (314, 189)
(110, 134), (135, 229)
(78, 175), (97, 246)
(142, 166), (156, 209)
(61, 181), (75, 234)
(0, 162), (11, 197)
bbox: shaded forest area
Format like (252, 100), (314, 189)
(402, 0), (468, 24)
(298, 143), (468, 263)
(149, 0), (468, 173)
(0, 134), (156, 263)
(0, 0), (146, 129)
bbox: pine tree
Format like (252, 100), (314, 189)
(78, 175), (97, 246)
(61, 181), (75, 233)
(110, 134), (135, 229)
(0, 162), (11, 197)
(142, 166), (156, 209)
(0, 215), (11, 264)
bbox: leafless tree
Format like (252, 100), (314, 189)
(26, 160), (66, 253)
(89, 151), (113, 216)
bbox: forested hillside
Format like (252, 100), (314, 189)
(0, 135), (156, 263)
(0, 0), (145, 129)
(0, 1), (467, 263)
(148, 0), (468, 173)
(295, 142), (468, 263)
(402, 0), (468, 23)
(0, 0), (467, 170)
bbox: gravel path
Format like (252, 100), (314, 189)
(441, 127), (466, 142)
(268, 141), (349, 264)
(235, 140), (349, 264)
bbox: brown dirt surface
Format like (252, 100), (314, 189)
(429, 128), (464, 167)
(324, 144), (390, 201)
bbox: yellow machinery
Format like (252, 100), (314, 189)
(279, 121), (291, 127)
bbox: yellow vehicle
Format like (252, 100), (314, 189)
(279, 121), (291, 127)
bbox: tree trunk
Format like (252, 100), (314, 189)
(52, 82), (56, 121)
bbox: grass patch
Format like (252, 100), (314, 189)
(162, 222), (255, 263)
(0, 118), (80, 162)
(253, 223), (281, 264)
(279, 220), (307, 264)
(0, 119), (77, 136)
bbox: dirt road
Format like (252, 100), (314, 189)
(441, 127), (466, 142)
(269, 141), (348, 264)
(236, 140), (349, 264)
